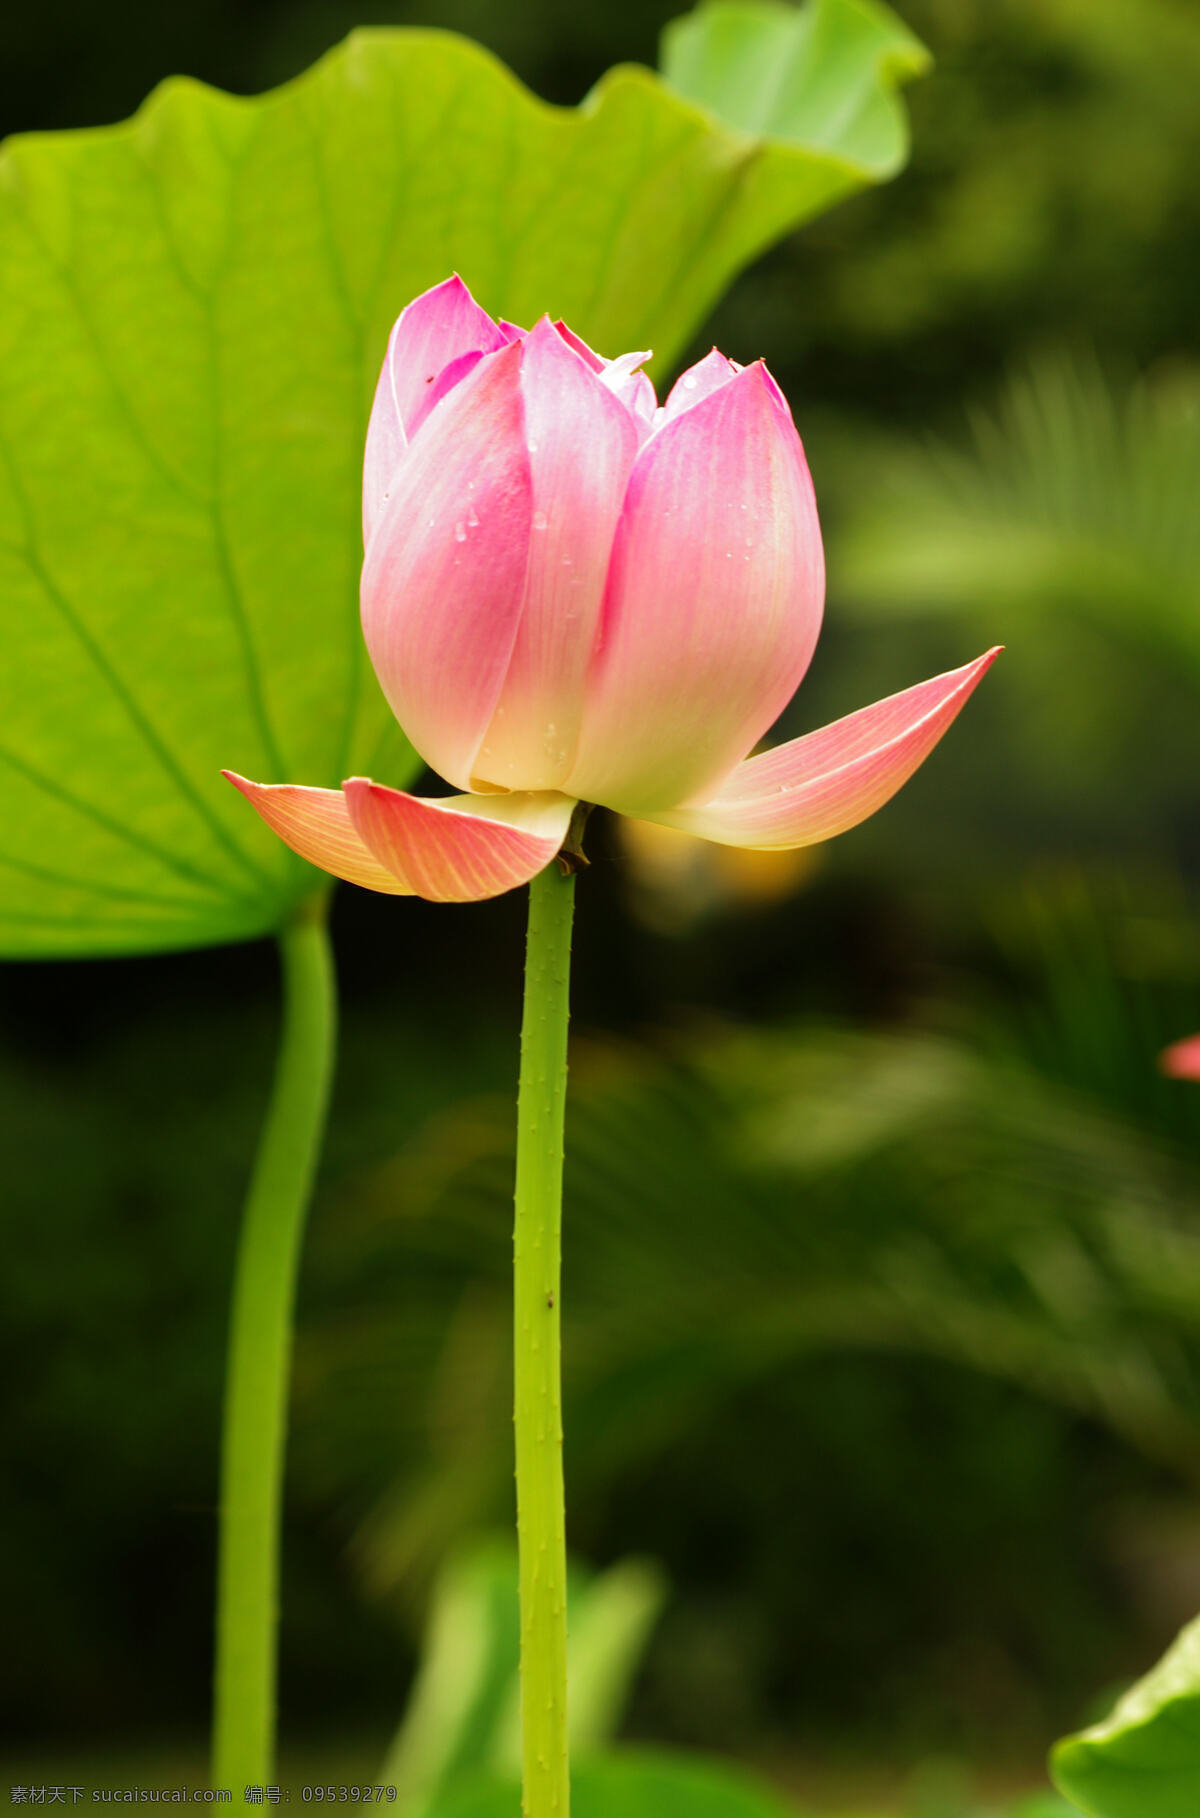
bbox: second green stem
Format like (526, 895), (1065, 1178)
(213, 895), (336, 1793)
(514, 861), (575, 1818)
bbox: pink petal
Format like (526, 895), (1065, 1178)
(599, 349), (654, 410)
(660, 348), (740, 423)
(363, 276), (508, 543)
(555, 325), (657, 428)
(406, 348), (483, 441)
(640, 649), (1001, 847)
(625, 371), (658, 431)
(344, 780), (574, 901)
(361, 340), (533, 791)
(566, 362), (825, 815)
(553, 320), (605, 372)
(470, 319), (640, 793)
(384, 274), (507, 431)
(1161, 1035), (1200, 1081)
(222, 772), (414, 894)
(363, 352), (407, 549)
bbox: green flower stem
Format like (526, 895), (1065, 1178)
(514, 861), (576, 1818)
(213, 893), (337, 1793)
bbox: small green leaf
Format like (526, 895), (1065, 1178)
(554, 1557), (669, 1757)
(662, 0), (929, 168)
(432, 1748), (799, 1818)
(383, 1539), (522, 1811)
(0, 5), (925, 957)
(384, 1542), (666, 1814)
(1052, 1611), (1200, 1817)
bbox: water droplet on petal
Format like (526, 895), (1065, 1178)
(454, 521), (467, 542)
(467, 506), (480, 527)
(527, 440), (540, 454)
(682, 374), (698, 390)
(532, 509), (548, 531)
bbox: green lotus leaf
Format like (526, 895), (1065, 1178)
(0, 0), (925, 957)
(1052, 1610), (1200, 1817)
(662, 0), (928, 169)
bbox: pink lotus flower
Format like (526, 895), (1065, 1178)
(226, 277), (999, 902)
(1161, 1035), (1200, 1081)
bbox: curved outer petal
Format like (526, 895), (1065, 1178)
(639, 649), (1001, 848)
(361, 340), (533, 791)
(470, 320), (641, 793)
(363, 360), (407, 548)
(1161, 1034), (1200, 1081)
(344, 780), (574, 901)
(363, 276), (508, 542)
(566, 362), (824, 815)
(222, 772), (414, 894)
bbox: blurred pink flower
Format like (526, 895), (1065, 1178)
(227, 277), (999, 901)
(1161, 1034), (1200, 1081)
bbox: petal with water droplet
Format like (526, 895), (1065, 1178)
(363, 276), (508, 543)
(470, 320), (640, 792)
(660, 348), (739, 424)
(361, 341), (533, 790)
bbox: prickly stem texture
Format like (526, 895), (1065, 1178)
(514, 862), (575, 1816)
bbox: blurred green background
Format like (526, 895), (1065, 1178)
(3, 0), (1200, 1811)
